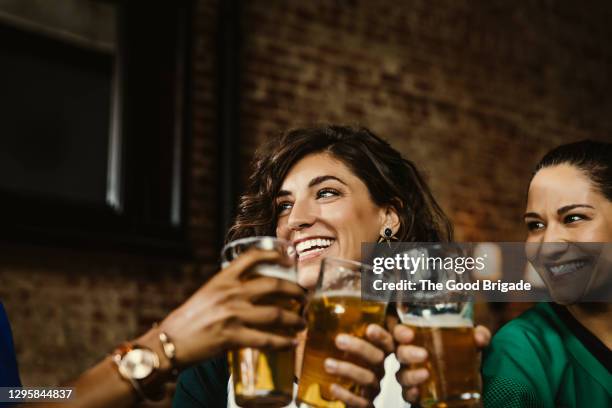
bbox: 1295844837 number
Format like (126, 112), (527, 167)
(0, 387), (74, 402)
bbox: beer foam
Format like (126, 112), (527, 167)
(253, 264), (297, 282)
(314, 290), (360, 299)
(400, 313), (472, 328)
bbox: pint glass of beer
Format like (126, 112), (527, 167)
(222, 237), (300, 408)
(297, 257), (387, 408)
(397, 302), (482, 407)
(396, 246), (482, 408)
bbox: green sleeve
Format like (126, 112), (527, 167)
(173, 355), (229, 408)
(482, 321), (555, 408)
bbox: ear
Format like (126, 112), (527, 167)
(378, 205), (401, 236)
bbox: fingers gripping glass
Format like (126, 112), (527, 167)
(297, 257), (388, 408)
(222, 236), (299, 408)
(395, 245), (482, 408)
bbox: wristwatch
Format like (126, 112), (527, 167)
(112, 343), (163, 401)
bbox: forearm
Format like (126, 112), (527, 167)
(62, 357), (137, 408)
(37, 329), (173, 408)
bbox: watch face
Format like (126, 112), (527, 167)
(120, 349), (158, 380)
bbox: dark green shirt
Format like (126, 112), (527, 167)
(482, 303), (611, 407)
(173, 355), (229, 408)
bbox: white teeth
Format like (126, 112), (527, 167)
(549, 260), (586, 276)
(296, 238), (334, 256)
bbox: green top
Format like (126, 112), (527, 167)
(482, 303), (611, 407)
(173, 354), (229, 408)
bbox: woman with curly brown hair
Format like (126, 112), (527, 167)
(34, 125), (488, 408)
(173, 125), (488, 408)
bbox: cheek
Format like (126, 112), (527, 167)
(275, 220), (289, 239)
(329, 201), (381, 232)
(330, 204), (381, 257)
(574, 221), (612, 242)
(323, 202), (356, 224)
(603, 218), (612, 241)
(524, 243), (539, 262)
(351, 207), (383, 240)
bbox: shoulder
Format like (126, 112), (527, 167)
(488, 303), (564, 357)
(482, 303), (566, 407)
(0, 302), (21, 387)
(173, 355), (229, 408)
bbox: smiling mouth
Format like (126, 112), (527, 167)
(545, 259), (591, 278)
(295, 238), (335, 261)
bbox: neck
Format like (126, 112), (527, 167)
(566, 303), (612, 350)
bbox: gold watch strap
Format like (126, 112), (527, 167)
(112, 343), (164, 402)
(112, 343), (147, 401)
(158, 331), (179, 378)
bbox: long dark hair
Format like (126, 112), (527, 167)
(534, 140), (612, 201)
(227, 125), (452, 243)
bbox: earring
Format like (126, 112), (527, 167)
(384, 228), (393, 238)
(378, 227), (397, 246)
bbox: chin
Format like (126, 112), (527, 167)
(297, 261), (322, 291)
(548, 285), (585, 305)
(551, 294), (581, 305)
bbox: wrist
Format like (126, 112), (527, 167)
(157, 318), (189, 368)
(134, 327), (174, 381)
(112, 325), (180, 403)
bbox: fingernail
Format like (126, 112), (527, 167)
(324, 358), (338, 373)
(336, 334), (350, 348)
(393, 324), (408, 342)
(397, 325), (412, 341)
(367, 324), (381, 338)
(329, 383), (340, 395)
(415, 369), (429, 381)
(413, 348), (427, 359)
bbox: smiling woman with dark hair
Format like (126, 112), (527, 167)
(173, 125), (490, 408)
(482, 140), (612, 407)
(229, 125), (453, 291)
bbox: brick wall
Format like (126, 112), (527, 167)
(0, 0), (219, 386)
(1, 0), (611, 385)
(239, 0), (612, 242)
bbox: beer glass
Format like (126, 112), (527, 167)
(222, 236), (300, 408)
(396, 246), (482, 408)
(297, 257), (388, 408)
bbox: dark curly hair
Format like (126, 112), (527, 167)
(227, 125), (453, 243)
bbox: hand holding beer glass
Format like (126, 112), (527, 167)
(297, 258), (389, 408)
(396, 247), (483, 408)
(222, 237), (303, 408)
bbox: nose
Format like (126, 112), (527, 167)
(538, 222), (570, 260)
(287, 197), (316, 232)
(542, 221), (570, 244)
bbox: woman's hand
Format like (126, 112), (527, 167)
(323, 324), (394, 408)
(157, 249), (306, 368)
(394, 324), (491, 404)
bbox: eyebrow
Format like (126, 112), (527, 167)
(523, 204), (595, 220)
(556, 204), (594, 215)
(276, 175), (347, 198)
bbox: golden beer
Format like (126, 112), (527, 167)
(297, 293), (387, 408)
(222, 237), (300, 408)
(403, 314), (482, 408)
(229, 283), (302, 407)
